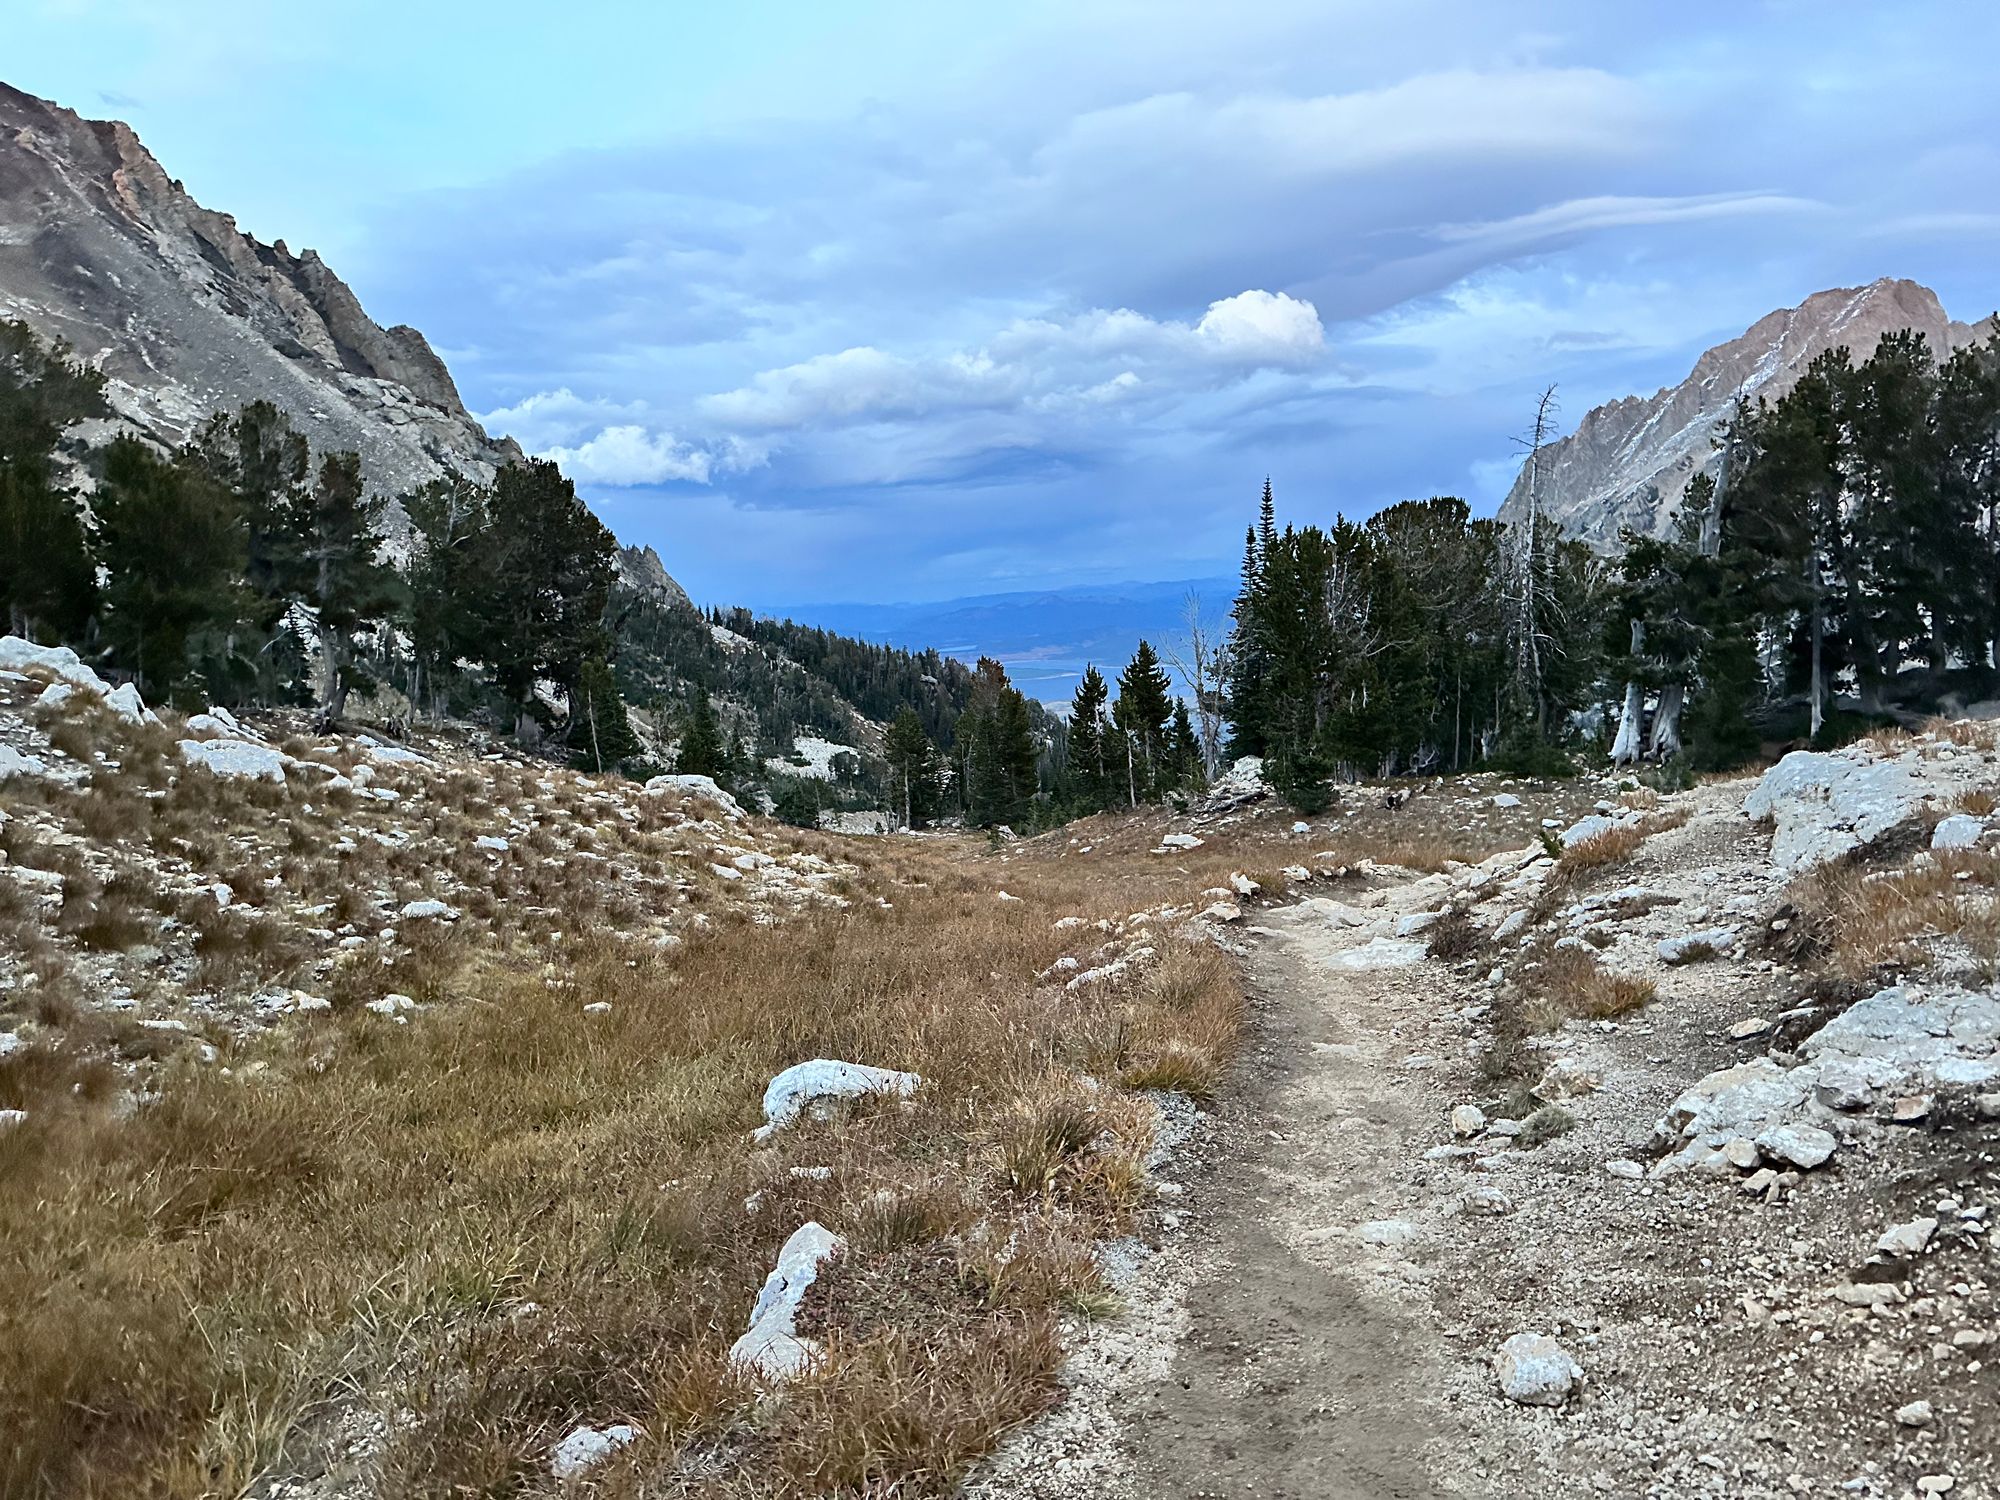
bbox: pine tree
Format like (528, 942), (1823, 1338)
(1226, 513), (1270, 757)
(0, 322), (106, 639)
(1168, 699), (1201, 791)
(676, 686), (726, 778)
(1114, 640), (1173, 803)
(1065, 664), (1112, 813)
(883, 706), (937, 829)
(401, 472), (491, 720)
(94, 437), (250, 698)
(961, 657), (1038, 828)
(572, 656), (641, 772)
(295, 450), (395, 721)
(477, 458), (617, 735)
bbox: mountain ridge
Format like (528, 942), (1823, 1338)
(0, 81), (521, 529)
(1500, 277), (1998, 546)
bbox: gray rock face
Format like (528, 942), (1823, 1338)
(0, 82), (521, 539)
(615, 545), (695, 611)
(1499, 279), (1996, 548)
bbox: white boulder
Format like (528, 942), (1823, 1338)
(179, 738), (289, 782)
(754, 1058), (921, 1143)
(1755, 1122), (1837, 1170)
(0, 636), (106, 691)
(644, 774), (745, 819)
(1744, 748), (1929, 872)
(729, 1221), (844, 1381)
(1877, 1217), (1939, 1257)
(549, 1422), (640, 1480)
(1492, 793), (1522, 809)
(1560, 814), (1620, 847)
(1330, 936), (1428, 971)
(397, 899), (460, 921)
(1657, 927), (1738, 965)
(1494, 1332), (1584, 1406)
(0, 745), (50, 780)
(1933, 814), (1985, 850)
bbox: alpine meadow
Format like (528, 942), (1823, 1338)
(5, 9), (2000, 1499)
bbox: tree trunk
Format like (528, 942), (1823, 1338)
(1611, 681), (1646, 765)
(1649, 683), (1685, 759)
(1611, 620), (1646, 764)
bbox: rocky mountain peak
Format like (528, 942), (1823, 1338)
(1500, 277), (1996, 547)
(0, 81), (522, 527)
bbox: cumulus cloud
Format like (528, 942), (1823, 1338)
(541, 425), (719, 486)
(701, 290), (1326, 435)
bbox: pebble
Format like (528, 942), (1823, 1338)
(1896, 1400), (1935, 1428)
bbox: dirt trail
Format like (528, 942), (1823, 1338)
(1120, 902), (1473, 1500)
(974, 879), (1496, 1500)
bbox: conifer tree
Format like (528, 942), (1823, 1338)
(94, 437), (250, 698)
(572, 656), (641, 772)
(1168, 699), (1201, 791)
(401, 472), (491, 719)
(883, 706), (937, 829)
(1114, 640), (1173, 803)
(0, 322), (106, 639)
(675, 685), (726, 778)
(477, 458), (617, 735)
(960, 657), (1038, 828)
(296, 450), (395, 721)
(1065, 664), (1112, 813)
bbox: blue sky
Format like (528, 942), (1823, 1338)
(16, 2), (2000, 609)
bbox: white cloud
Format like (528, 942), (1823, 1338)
(477, 387), (648, 450)
(700, 290), (1326, 434)
(542, 425), (719, 486)
(1195, 289), (1325, 364)
(1432, 192), (1821, 250)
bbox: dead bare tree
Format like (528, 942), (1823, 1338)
(1503, 385), (1562, 734)
(1160, 591), (1228, 783)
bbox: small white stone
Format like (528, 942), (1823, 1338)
(549, 1422), (639, 1480)
(1494, 1332), (1583, 1406)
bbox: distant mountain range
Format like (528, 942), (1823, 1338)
(771, 577), (1237, 706)
(1500, 277), (1998, 547)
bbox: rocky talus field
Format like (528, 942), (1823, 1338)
(3, 637), (1997, 1497)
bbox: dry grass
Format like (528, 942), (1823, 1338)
(1505, 939), (1657, 1036)
(1779, 845), (2000, 983)
(1953, 787), (1999, 817)
(1530, 807), (1691, 923)
(0, 782), (1247, 1497)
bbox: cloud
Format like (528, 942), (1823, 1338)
(541, 425), (719, 486)
(1432, 192), (1823, 250)
(700, 290), (1325, 438)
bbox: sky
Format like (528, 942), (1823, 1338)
(15, 1), (2000, 611)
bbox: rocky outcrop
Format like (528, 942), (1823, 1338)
(0, 82), (520, 534)
(1500, 279), (1996, 548)
(614, 544), (695, 612)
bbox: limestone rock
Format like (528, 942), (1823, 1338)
(1877, 1217), (1939, 1258)
(550, 1423), (640, 1480)
(729, 1221), (844, 1381)
(1933, 814), (1984, 850)
(753, 1058), (921, 1143)
(1743, 748), (1930, 873)
(1493, 1332), (1584, 1406)
(1754, 1123), (1837, 1170)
